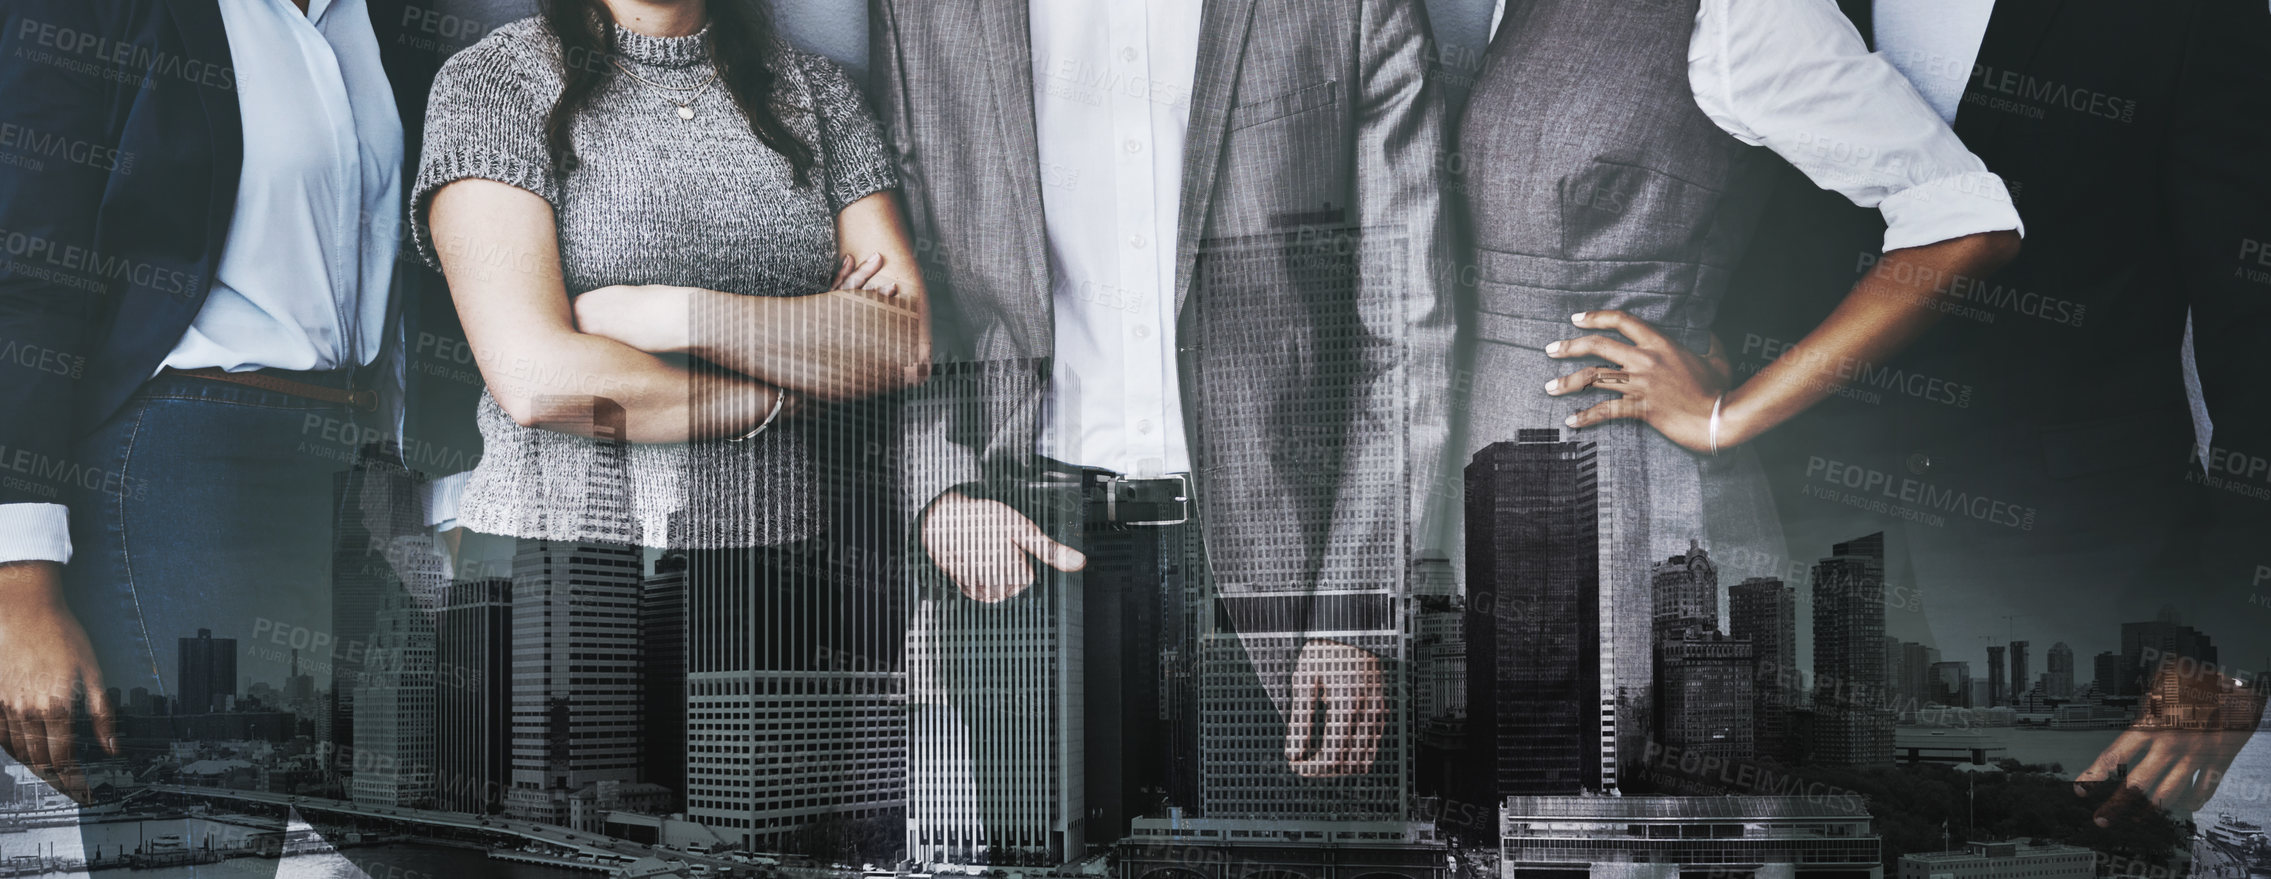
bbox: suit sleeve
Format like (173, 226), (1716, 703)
(0, 2), (129, 516)
(868, 0), (991, 533)
(1308, 0), (1458, 638)
(2169, 2), (2271, 558)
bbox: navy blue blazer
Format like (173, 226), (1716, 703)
(0, 0), (441, 506)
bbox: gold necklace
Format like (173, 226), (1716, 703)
(611, 58), (721, 121)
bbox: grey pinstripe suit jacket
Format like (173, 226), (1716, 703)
(873, 0), (1457, 660)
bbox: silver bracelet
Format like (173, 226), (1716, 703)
(728, 390), (788, 443)
(1708, 393), (1726, 457)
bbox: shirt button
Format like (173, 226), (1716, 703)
(1134, 325), (1152, 339)
(1129, 235), (1148, 249)
(1123, 139), (1143, 154)
(1137, 419), (1154, 435)
(1120, 47), (1138, 62)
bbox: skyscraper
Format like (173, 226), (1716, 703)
(437, 578), (512, 815)
(1650, 541), (1717, 643)
(2009, 641), (2031, 703)
(178, 629), (237, 716)
(2093, 652), (2124, 696)
(641, 549), (688, 817)
(1728, 577), (1797, 763)
(1986, 646), (2007, 707)
(1929, 661), (1973, 707)
(2121, 609), (2217, 697)
(1467, 431), (1604, 798)
(505, 398), (647, 826)
(1809, 533), (1892, 766)
(328, 443), (426, 750)
(2046, 642), (2074, 700)
(1656, 632), (1755, 761)
(353, 583), (439, 807)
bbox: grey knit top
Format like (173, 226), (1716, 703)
(411, 17), (897, 548)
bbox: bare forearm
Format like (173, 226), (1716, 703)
(1722, 230), (2020, 445)
(684, 288), (926, 401)
(485, 333), (778, 444)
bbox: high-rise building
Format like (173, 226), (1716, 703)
(684, 535), (906, 853)
(1196, 225), (1411, 827)
(1929, 661), (1972, 707)
(1650, 541), (1717, 643)
(641, 549), (688, 816)
(1810, 532), (1893, 766)
(1897, 642), (1938, 712)
(1728, 577), (1797, 763)
(1411, 555), (1466, 723)
(328, 444), (427, 749)
(178, 629), (237, 716)
(2009, 641), (2030, 706)
(1656, 632), (1754, 761)
(2093, 652), (2124, 697)
(1500, 796), (1883, 879)
(1466, 432), (1604, 798)
(437, 578), (512, 815)
(1986, 645), (2007, 707)
(2120, 609), (2216, 698)
(906, 359), (1082, 865)
(505, 398), (647, 827)
(2046, 642), (2075, 700)
(353, 586), (439, 808)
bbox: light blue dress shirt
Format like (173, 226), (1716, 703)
(0, 0), (403, 564)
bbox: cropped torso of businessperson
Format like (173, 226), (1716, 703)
(1454, 0), (2020, 794)
(875, 0), (1454, 855)
(1724, 0), (2271, 827)
(0, 0), (419, 847)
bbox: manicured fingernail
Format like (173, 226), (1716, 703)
(1545, 341), (1562, 355)
(1564, 415), (1579, 427)
(1544, 379), (1560, 392)
(1571, 311), (1588, 323)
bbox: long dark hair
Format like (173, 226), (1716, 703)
(539, 0), (816, 183)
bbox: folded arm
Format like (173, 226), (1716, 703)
(426, 178), (782, 443)
(571, 191), (930, 403)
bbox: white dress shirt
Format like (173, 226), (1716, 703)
(1491, 0), (2024, 253)
(1029, 0), (1203, 478)
(0, 0), (402, 565)
(1874, 2), (1998, 123)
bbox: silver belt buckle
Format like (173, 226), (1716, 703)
(1106, 473), (1192, 527)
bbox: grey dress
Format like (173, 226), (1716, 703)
(411, 18), (898, 548)
(1455, 0), (1796, 749)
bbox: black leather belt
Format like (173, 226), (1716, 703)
(1037, 466), (1193, 528)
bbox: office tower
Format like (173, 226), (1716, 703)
(2046, 642), (2075, 700)
(1930, 661), (1973, 707)
(2009, 641), (2030, 705)
(1195, 225), (1411, 826)
(353, 587), (438, 808)
(178, 629), (237, 716)
(2120, 608), (2216, 697)
(1986, 646), (2007, 707)
(1728, 577), (1797, 763)
(505, 398), (647, 826)
(1809, 532), (1892, 766)
(906, 359), (1082, 865)
(437, 578), (512, 815)
(1898, 642), (1938, 711)
(328, 443), (428, 749)
(1500, 797), (1883, 879)
(1411, 555), (1466, 722)
(1650, 541), (1717, 642)
(1467, 432), (1603, 798)
(640, 549), (689, 816)
(684, 536), (906, 854)
(2093, 652), (2124, 696)
(283, 650), (318, 720)
(1656, 632), (1755, 761)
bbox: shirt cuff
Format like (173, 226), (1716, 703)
(426, 471), (470, 531)
(1878, 171), (2026, 253)
(0, 503), (72, 564)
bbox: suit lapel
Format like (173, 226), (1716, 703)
(1172, 0), (1260, 318)
(1955, 0), (2066, 160)
(978, 0), (1055, 344)
(168, 0), (243, 294)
